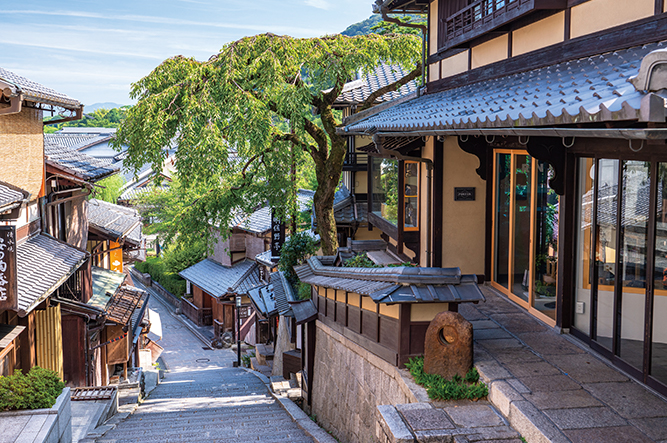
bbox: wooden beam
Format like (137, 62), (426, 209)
(433, 138), (444, 268)
(430, 13), (667, 94)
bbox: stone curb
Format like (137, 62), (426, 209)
(476, 362), (568, 443)
(243, 368), (337, 443)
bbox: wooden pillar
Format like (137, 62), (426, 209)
(18, 312), (36, 372)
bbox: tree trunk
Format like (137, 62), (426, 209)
(312, 139), (347, 256)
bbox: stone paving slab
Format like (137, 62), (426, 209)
(88, 292), (317, 443)
(465, 286), (667, 443)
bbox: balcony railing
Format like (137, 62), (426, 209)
(343, 152), (368, 171)
(440, 0), (566, 52)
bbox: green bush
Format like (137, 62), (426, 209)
(343, 252), (380, 268)
(297, 282), (312, 300)
(279, 231), (317, 283)
(0, 367), (65, 411)
(135, 256), (186, 298)
(404, 356), (488, 401)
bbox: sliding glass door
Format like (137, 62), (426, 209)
(492, 151), (558, 323)
(573, 157), (667, 391)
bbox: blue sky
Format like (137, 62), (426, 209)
(1, 1), (375, 107)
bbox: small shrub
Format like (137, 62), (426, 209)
(135, 256), (186, 297)
(0, 366), (65, 411)
(297, 282), (312, 300)
(343, 252), (380, 268)
(279, 231), (317, 282)
(404, 356), (488, 401)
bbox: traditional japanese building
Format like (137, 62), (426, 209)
(339, 0), (667, 395)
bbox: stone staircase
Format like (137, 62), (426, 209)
(91, 367), (313, 443)
(249, 344), (274, 378)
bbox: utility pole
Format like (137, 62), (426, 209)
(236, 295), (242, 368)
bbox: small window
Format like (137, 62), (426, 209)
(404, 161), (419, 230)
(372, 157), (399, 226)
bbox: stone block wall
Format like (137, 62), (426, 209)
(0, 107), (44, 200)
(311, 322), (417, 443)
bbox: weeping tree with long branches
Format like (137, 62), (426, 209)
(115, 32), (421, 255)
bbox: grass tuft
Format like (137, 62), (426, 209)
(404, 356), (488, 401)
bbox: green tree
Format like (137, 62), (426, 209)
(115, 33), (421, 255)
(44, 106), (131, 133)
(92, 174), (125, 203)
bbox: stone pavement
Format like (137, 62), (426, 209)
(462, 286), (667, 443)
(89, 288), (315, 443)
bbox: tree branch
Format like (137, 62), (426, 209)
(358, 63), (422, 111)
(374, 0), (427, 34)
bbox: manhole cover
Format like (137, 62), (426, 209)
(196, 358), (210, 363)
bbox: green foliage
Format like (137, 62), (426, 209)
(0, 367), (65, 411)
(341, 14), (383, 36)
(162, 240), (207, 274)
(134, 256), (186, 297)
(370, 15), (427, 36)
(344, 252), (380, 268)
(404, 356), (488, 401)
(297, 281), (312, 300)
(44, 106), (131, 132)
(115, 32), (420, 255)
(279, 231), (318, 282)
(92, 174), (125, 204)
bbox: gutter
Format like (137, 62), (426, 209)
(343, 127), (667, 140)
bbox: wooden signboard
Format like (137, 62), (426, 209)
(0, 226), (17, 312)
(454, 187), (476, 201)
(270, 210), (285, 261)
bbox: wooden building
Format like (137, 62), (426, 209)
(339, 0), (667, 396)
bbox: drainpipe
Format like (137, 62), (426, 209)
(374, 0), (428, 96)
(373, 134), (434, 267)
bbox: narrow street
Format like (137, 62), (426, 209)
(97, 290), (314, 443)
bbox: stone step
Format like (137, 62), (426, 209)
(102, 425), (312, 442)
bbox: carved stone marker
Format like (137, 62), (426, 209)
(423, 311), (473, 380)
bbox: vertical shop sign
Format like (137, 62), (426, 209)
(0, 226), (17, 311)
(270, 210), (285, 261)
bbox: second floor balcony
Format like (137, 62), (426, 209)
(439, 0), (566, 52)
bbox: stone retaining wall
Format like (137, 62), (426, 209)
(0, 387), (72, 443)
(311, 322), (417, 443)
(129, 267), (180, 309)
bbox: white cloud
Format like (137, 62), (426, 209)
(304, 0), (331, 10)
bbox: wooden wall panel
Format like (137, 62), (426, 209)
(35, 305), (63, 379)
(409, 323), (430, 356)
(106, 324), (128, 366)
(61, 315), (85, 387)
(379, 316), (399, 351)
(362, 310), (378, 342)
(348, 306), (361, 334)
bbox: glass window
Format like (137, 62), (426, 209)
(494, 153), (512, 289)
(404, 162), (419, 230)
(574, 158), (594, 334)
(532, 162), (558, 320)
(653, 163), (667, 385)
(371, 157), (398, 226)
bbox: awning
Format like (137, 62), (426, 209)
(0, 324), (25, 349)
(17, 234), (88, 316)
(106, 285), (145, 325)
(343, 41), (665, 135)
(147, 308), (162, 341)
(88, 266), (127, 310)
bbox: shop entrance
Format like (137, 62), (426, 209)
(492, 151), (559, 324)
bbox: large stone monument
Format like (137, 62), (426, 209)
(423, 311), (473, 379)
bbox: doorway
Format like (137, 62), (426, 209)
(492, 150), (559, 324)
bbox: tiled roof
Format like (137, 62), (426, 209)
(106, 285), (145, 325)
(344, 42), (667, 134)
(179, 259), (262, 298)
(88, 267), (127, 310)
(88, 199), (142, 246)
(0, 67), (81, 110)
(45, 133), (113, 151)
(44, 138), (119, 182)
(313, 184), (366, 226)
(335, 64), (417, 105)
(0, 182), (27, 211)
(295, 256), (485, 304)
(17, 234), (88, 315)
(248, 284), (277, 318)
(119, 183), (168, 202)
(232, 190), (315, 234)
(271, 271), (295, 316)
